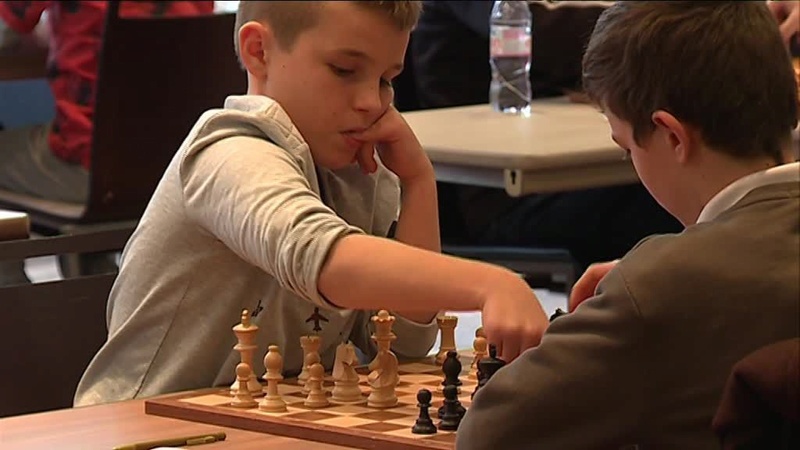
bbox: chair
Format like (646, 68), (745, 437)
(0, 3), (246, 237)
(0, 227), (133, 417)
(712, 338), (800, 449)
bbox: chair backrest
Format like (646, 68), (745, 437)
(0, 229), (132, 417)
(84, 4), (245, 222)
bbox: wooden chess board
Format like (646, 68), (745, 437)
(145, 353), (475, 450)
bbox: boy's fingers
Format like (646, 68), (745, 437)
(356, 142), (377, 174)
(779, 8), (799, 43)
(568, 274), (596, 312)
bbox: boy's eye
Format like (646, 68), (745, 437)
(380, 78), (392, 88)
(329, 65), (355, 77)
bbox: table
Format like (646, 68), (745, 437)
(0, 209), (29, 241)
(0, 397), (348, 450)
(403, 97), (639, 197)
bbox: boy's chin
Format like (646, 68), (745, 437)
(314, 156), (358, 172)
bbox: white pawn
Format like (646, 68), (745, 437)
(259, 345), (287, 412)
(469, 327), (488, 380)
(304, 363), (330, 408)
(231, 363), (258, 408)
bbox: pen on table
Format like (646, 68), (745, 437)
(112, 431), (226, 450)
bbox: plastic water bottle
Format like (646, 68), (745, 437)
(490, 1), (532, 116)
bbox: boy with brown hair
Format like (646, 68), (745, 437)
(458, 2), (799, 448)
(74, 1), (548, 406)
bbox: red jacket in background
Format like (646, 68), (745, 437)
(0, 1), (215, 169)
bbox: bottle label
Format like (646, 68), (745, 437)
(490, 25), (532, 58)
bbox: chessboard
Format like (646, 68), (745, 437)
(145, 352), (476, 450)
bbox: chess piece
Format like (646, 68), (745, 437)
(469, 327), (488, 380)
(435, 315), (458, 365)
(231, 363), (258, 408)
(259, 345), (287, 412)
(438, 352), (466, 418)
(411, 389), (437, 435)
(441, 350), (463, 393)
(331, 341), (363, 404)
(230, 309), (263, 396)
(438, 384), (463, 431)
(471, 343), (506, 399)
(550, 308), (568, 322)
(367, 310), (399, 408)
(298, 334), (321, 390)
(304, 363), (330, 408)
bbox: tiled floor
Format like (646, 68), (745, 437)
(25, 256), (568, 351)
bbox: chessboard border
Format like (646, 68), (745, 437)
(144, 388), (453, 450)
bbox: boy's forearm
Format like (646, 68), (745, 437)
(394, 172), (441, 253)
(392, 172), (441, 323)
(318, 234), (518, 315)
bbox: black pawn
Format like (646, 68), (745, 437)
(441, 350), (463, 388)
(471, 343), (506, 399)
(438, 384), (463, 431)
(549, 308), (568, 322)
(438, 393), (467, 419)
(411, 389), (437, 435)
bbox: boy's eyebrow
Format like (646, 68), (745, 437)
(334, 48), (404, 71)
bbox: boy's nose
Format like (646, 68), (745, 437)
(353, 85), (385, 116)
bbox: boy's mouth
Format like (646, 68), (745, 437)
(341, 132), (363, 151)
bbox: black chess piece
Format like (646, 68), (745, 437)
(438, 378), (467, 419)
(471, 343), (506, 399)
(438, 384), (463, 431)
(441, 350), (463, 388)
(549, 308), (568, 322)
(411, 389), (437, 435)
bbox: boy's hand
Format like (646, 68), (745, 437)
(568, 260), (619, 312)
(767, 0), (799, 47)
(480, 275), (549, 363)
(348, 106), (434, 183)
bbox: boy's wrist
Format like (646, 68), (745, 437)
(398, 163), (436, 188)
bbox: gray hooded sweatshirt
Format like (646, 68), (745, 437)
(74, 96), (438, 406)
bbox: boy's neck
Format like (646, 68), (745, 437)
(679, 146), (792, 225)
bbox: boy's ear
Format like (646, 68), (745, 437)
(238, 21), (273, 79)
(651, 110), (694, 164)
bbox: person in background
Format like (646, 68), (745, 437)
(409, 0), (683, 274)
(0, 1), (214, 285)
(458, 2), (799, 447)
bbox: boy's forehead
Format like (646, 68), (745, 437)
(303, 3), (410, 67)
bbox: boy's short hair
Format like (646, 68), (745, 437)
(583, 1), (798, 163)
(234, 1), (422, 61)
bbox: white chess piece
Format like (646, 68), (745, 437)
(367, 310), (399, 408)
(298, 335), (321, 390)
(331, 342), (363, 404)
(304, 363), (330, 408)
(230, 363), (258, 408)
(470, 327), (488, 380)
(230, 309), (263, 396)
(259, 345), (287, 412)
(435, 315), (458, 365)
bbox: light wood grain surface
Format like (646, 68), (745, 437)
(0, 398), (350, 450)
(402, 97), (639, 196)
(403, 97), (623, 170)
